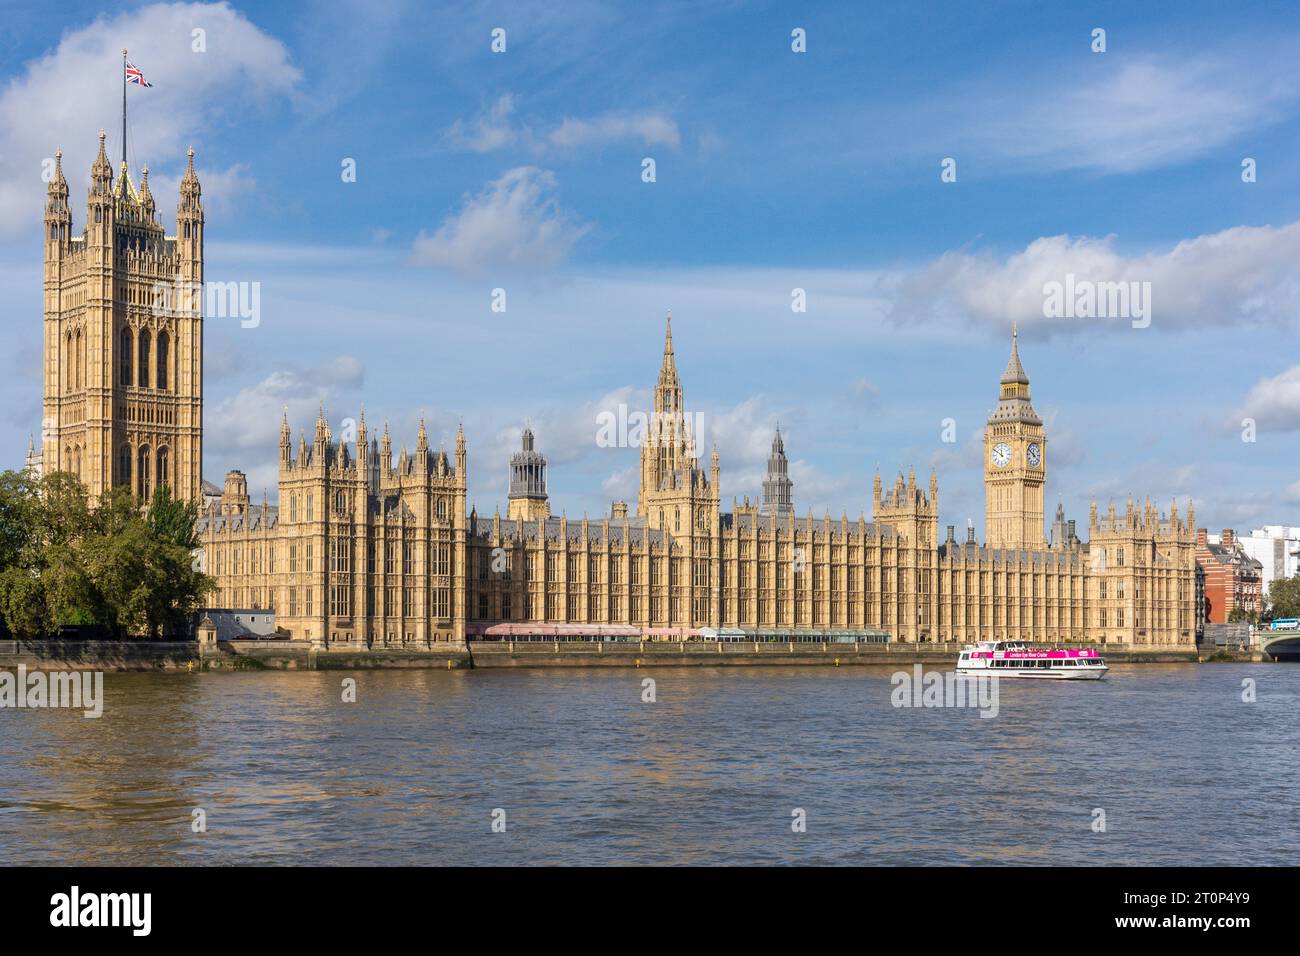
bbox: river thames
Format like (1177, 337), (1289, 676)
(2, 663), (1296, 866)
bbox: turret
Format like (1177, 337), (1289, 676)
(177, 146), (203, 286)
(87, 131), (114, 250)
(313, 404), (329, 460)
(416, 417), (429, 473)
(138, 165), (156, 223)
(44, 149), (71, 259)
(220, 469), (249, 517)
(507, 426), (549, 522)
(380, 420), (392, 475)
(356, 408), (368, 467)
(279, 409), (291, 466)
(762, 427), (794, 518)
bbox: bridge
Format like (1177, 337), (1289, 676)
(1262, 631), (1300, 661)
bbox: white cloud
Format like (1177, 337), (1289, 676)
(411, 166), (590, 276)
(1284, 481), (1300, 506)
(876, 48), (1300, 176)
(892, 223), (1300, 333)
(600, 465), (638, 503)
(986, 55), (1293, 174)
(548, 111), (680, 149)
(444, 95), (680, 154)
(1234, 365), (1300, 433)
(0, 1), (301, 236)
(206, 356), (364, 454)
(445, 94), (523, 153)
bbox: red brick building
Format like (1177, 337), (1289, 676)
(1196, 528), (1264, 623)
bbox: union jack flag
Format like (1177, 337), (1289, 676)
(125, 61), (152, 87)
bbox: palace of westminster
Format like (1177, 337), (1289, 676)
(30, 135), (1199, 648)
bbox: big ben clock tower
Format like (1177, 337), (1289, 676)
(984, 324), (1045, 549)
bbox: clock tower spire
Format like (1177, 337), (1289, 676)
(984, 323), (1046, 549)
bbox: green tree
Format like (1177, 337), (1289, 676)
(0, 564), (46, 636)
(35, 471), (92, 550)
(148, 484), (201, 550)
(0, 469), (39, 570)
(1270, 574), (1300, 620)
(85, 485), (214, 638)
(0, 470), (214, 638)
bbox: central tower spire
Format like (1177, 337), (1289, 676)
(655, 310), (680, 410)
(636, 312), (718, 536)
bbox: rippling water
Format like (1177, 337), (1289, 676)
(1, 663), (1296, 865)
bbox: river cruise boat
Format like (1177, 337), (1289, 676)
(956, 641), (1108, 680)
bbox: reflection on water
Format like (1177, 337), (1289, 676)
(1, 664), (1297, 865)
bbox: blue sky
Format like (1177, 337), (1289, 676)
(1, 0), (1298, 536)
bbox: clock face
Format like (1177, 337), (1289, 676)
(1027, 442), (1042, 468)
(991, 442), (1012, 468)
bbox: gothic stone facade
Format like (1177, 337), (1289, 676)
(38, 132), (204, 502)
(36, 132), (1195, 648)
(196, 317), (1197, 649)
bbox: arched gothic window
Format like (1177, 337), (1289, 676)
(156, 331), (169, 390)
(119, 328), (133, 386)
(137, 330), (150, 389)
(137, 445), (151, 499)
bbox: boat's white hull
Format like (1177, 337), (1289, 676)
(956, 666), (1107, 680)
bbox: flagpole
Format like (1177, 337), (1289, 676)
(121, 48), (127, 168)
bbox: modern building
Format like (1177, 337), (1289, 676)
(1238, 526), (1300, 608)
(1195, 529), (1265, 623)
